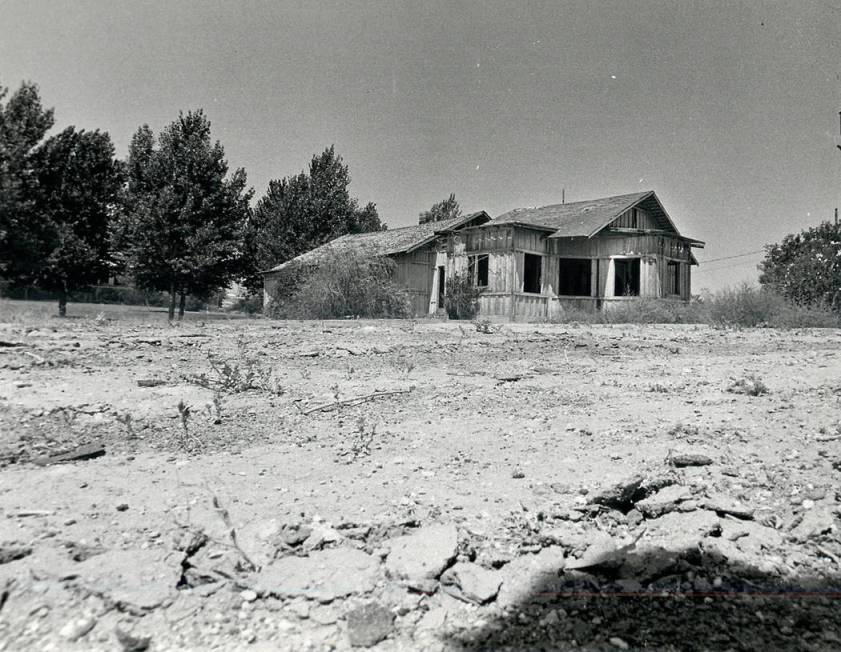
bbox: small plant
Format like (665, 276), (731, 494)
(175, 400), (202, 451)
(115, 412), (137, 439)
(473, 318), (498, 334)
(186, 337), (282, 395)
(397, 357), (415, 377)
(338, 416), (377, 463)
(727, 375), (769, 396)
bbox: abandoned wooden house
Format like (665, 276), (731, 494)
(262, 191), (704, 320)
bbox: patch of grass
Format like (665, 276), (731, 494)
(727, 375), (769, 396)
(185, 337), (282, 394)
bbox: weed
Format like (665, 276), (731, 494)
(174, 400), (202, 451)
(115, 412), (137, 439)
(648, 383), (671, 393)
(186, 337), (282, 394)
(445, 273), (482, 320)
(473, 318), (499, 334)
(727, 375), (769, 396)
(397, 357), (416, 377)
(338, 416), (377, 463)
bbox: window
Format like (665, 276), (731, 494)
(523, 254), (542, 293)
(614, 258), (640, 296)
(468, 254), (489, 287)
(667, 261), (681, 295)
(558, 258), (591, 296)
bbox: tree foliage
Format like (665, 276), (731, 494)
(418, 193), (461, 225)
(0, 81), (55, 281)
(30, 127), (124, 315)
(244, 146), (385, 292)
(120, 111), (252, 319)
(759, 221), (841, 312)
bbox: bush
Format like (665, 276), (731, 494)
(267, 247), (412, 319)
(445, 273), (482, 320)
(706, 283), (838, 328)
(546, 284), (839, 328)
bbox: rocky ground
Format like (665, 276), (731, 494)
(0, 305), (840, 650)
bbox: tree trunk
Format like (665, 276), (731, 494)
(178, 292), (186, 320)
(168, 282), (176, 321)
(58, 287), (67, 318)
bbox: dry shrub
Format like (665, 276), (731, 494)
(705, 283), (838, 328)
(445, 273), (482, 320)
(267, 247), (411, 319)
(549, 284), (839, 328)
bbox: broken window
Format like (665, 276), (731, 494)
(666, 261), (681, 295)
(523, 253), (542, 294)
(468, 254), (489, 287)
(558, 258), (591, 296)
(614, 258), (640, 296)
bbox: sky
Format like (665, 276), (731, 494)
(2, 0), (841, 291)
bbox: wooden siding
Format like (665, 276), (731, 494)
(393, 248), (435, 315)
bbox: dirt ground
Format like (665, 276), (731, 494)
(1, 300), (840, 651)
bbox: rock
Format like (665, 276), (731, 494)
(385, 523), (458, 589)
(254, 547), (379, 603)
(496, 546), (566, 607)
(589, 474), (674, 512)
(115, 627), (152, 652)
(642, 510), (721, 553)
(76, 549), (184, 611)
(240, 589), (258, 602)
(566, 533), (622, 571)
(790, 507), (837, 542)
(440, 562), (502, 605)
(610, 636), (630, 649)
(720, 520), (784, 550)
(346, 602), (395, 647)
(670, 453), (713, 468)
(703, 492), (754, 520)
(303, 523), (343, 551)
(636, 484), (693, 518)
(59, 617), (96, 641)
(33, 442), (105, 466)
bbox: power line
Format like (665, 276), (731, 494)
(697, 249), (764, 265)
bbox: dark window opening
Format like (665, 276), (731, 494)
(614, 258), (640, 296)
(468, 254), (489, 287)
(558, 258), (591, 296)
(523, 254), (542, 294)
(667, 261), (681, 295)
(437, 266), (445, 307)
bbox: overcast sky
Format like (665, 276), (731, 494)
(2, 0), (840, 290)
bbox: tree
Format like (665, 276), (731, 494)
(0, 81), (55, 281)
(759, 221), (841, 312)
(120, 111), (253, 320)
(29, 127), (124, 315)
(244, 146), (385, 292)
(418, 193), (461, 225)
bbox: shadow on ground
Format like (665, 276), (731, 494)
(445, 547), (841, 651)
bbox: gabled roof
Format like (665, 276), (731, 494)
(490, 191), (698, 241)
(263, 211), (489, 274)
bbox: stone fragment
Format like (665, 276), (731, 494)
(385, 523), (458, 588)
(642, 509), (721, 553)
(589, 474), (674, 512)
(115, 627), (152, 652)
(790, 507), (837, 542)
(76, 549), (184, 611)
(636, 484), (694, 518)
(703, 493), (754, 520)
(670, 453), (713, 468)
(496, 546), (566, 607)
(254, 547), (379, 603)
(346, 602), (395, 647)
(440, 562), (502, 605)
(59, 617), (96, 641)
(34, 442), (105, 466)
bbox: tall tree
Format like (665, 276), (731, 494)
(0, 81), (55, 281)
(121, 110), (252, 320)
(244, 146), (385, 291)
(759, 220), (841, 311)
(29, 127), (124, 315)
(418, 193), (461, 225)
